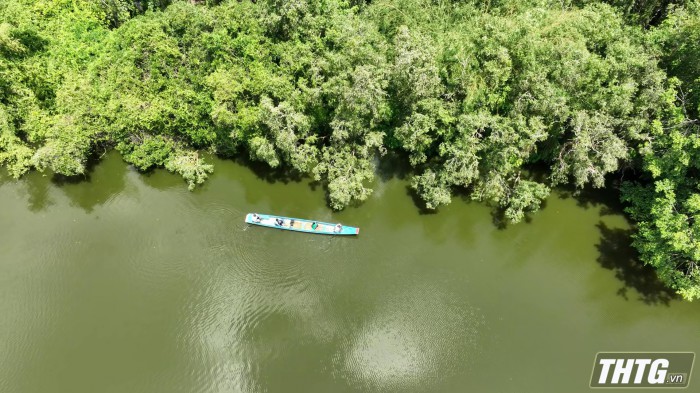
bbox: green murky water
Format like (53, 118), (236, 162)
(1, 152), (698, 393)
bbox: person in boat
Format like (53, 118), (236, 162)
(275, 218), (283, 226)
(252, 213), (261, 223)
(334, 223), (342, 233)
(311, 221), (318, 230)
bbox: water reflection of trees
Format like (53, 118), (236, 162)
(595, 222), (676, 305)
(50, 152), (128, 213)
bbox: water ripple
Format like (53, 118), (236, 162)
(337, 284), (485, 391)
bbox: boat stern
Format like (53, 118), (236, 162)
(339, 226), (360, 235)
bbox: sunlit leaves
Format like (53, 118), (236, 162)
(551, 111), (628, 188)
(248, 136), (280, 168)
(0, 106), (33, 178)
(118, 135), (175, 171)
(390, 26), (441, 107)
(3, 0), (700, 299)
(503, 180), (550, 222)
(652, 1), (700, 117)
(411, 169), (452, 209)
(622, 116), (700, 300)
(164, 149), (214, 191)
(313, 146), (375, 210)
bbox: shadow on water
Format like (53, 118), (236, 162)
(404, 182), (545, 227)
(456, 186), (544, 230)
(49, 148), (103, 187)
(224, 152), (415, 211)
(49, 151), (128, 213)
(376, 151), (411, 182)
(139, 165), (191, 191)
(229, 154), (305, 185)
(488, 206), (538, 230)
(405, 186), (438, 216)
(1, 170), (54, 212)
(51, 172), (91, 187)
(401, 166), (549, 228)
(485, 185), (547, 230)
(25, 173), (52, 212)
(595, 222), (677, 305)
(556, 179), (627, 218)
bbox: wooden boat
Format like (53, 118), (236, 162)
(245, 213), (359, 236)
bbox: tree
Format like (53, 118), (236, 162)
(621, 83), (700, 300)
(2, 0), (700, 299)
(652, 0), (700, 118)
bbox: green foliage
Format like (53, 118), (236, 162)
(0, 107), (33, 178)
(314, 146), (375, 210)
(2, 0), (700, 299)
(411, 169), (452, 209)
(621, 84), (700, 300)
(118, 135), (175, 171)
(164, 149), (213, 190)
(579, 0), (687, 27)
(384, 3), (665, 222)
(652, 1), (700, 117)
(505, 180), (551, 222)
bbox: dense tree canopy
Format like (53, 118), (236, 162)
(1, 0), (700, 299)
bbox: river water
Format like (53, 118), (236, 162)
(0, 152), (698, 393)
